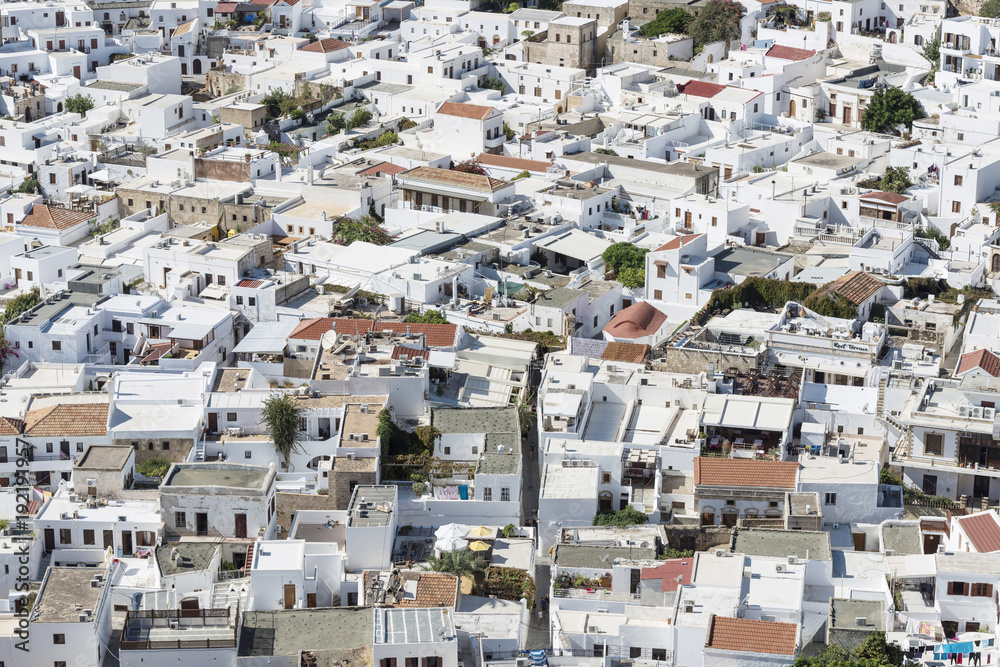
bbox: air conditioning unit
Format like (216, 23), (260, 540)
(787, 555), (796, 564)
(715, 548), (726, 557)
(855, 617), (867, 627)
(86, 479), (96, 487)
(775, 564), (787, 574)
(960, 406), (968, 417)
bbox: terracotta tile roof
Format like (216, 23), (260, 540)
(641, 558), (694, 591)
(277, 0), (301, 5)
(655, 233), (702, 252)
(290, 317), (337, 340)
(956, 512), (1000, 552)
(236, 278), (264, 288)
(301, 37), (351, 53)
(377, 321), (457, 348)
(364, 571), (458, 607)
(21, 204), (93, 231)
(766, 44), (816, 61)
(357, 161), (407, 177)
(437, 101), (496, 121)
(173, 19), (197, 36)
(475, 153), (552, 172)
(821, 271), (883, 305)
(601, 341), (648, 364)
(861, 191), (908, 205)
(678, 80), (727, 98)
(956, 349), (1000, 377)
(706, 616), (798, 656)
(391, 345), (429, 361)
(215, 1), (238, 11)
(605, 302), (667, 339)
(400, 166), (509, 193)
(24, 403), (109, 437)
(0, 417), (22, 436)
(694, 457), (798, 489)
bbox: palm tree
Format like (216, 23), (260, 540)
(424, 548), (486, 580)
(261, 393), (306, 470)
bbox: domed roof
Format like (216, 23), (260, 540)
(606, 301), (667, 339)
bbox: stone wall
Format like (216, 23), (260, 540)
(627, 0), (704, 26)
(115, 438), (194, 466)
(662, 524), (732, 552)
(330, 468), (378, 509)
(195, 157), (252, 183)
(276, 491), (333, 534)
(650, 347), (761, 375)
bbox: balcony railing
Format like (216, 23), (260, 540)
(552, 588), (641, 602)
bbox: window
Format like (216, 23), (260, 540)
(49, 173), (56, 184)
(175, 511), (186, 528)
(769, 501), (779, 508)
(483, 488), (493, 501)
(948, 581), (969, 596)
(824, 492), (837, 506)
(162, 441), (170, 450)
(245, 451), (252, 459)
(236, 296), (244, 305)
(958, 133), (965, 141)
(51, 341), (61, 351)
(501, 487), (510, 502)
(630, 648), (642, 659)
(53, 634), (65, 644)
(248, 297), (256, 306)
(652, 649), (667, 661)
(955, 175), (963, 186)
(83, 530), (95, 545)
(924, 432), (944, 456)
(227, 412), (237, 422)
(654, 289), (662, 300)
(952, 201), (962, 214)
(443, 447), (451, 455)
(726, 499), (735, 506)
(59, 529), (71, 544)
(972, 583), (994, 597)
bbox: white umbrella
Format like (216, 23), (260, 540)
(66, 184), (96, 196)
(89, 169), (111, 182)
(435, 523), (466, 540)
(435, 537), (468, 553)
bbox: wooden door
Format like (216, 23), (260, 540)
(923, 533), (941, 554)
(44, 528), (55, 552)
(73, 65), (80, 79)
(852, 532), (866, 551)
(207, 413), (218, 433)
(235, 513), (247, 539)
(103, 529), (114, 549)
(13, 268), (20, 285)
(700, 511), (715, 526)
(843, 106), (852, 125)
(283, 583), (295, 609)
(684, 211), (692, 229)
(307, 593), (317, 608)
(180, 597), (200, 618)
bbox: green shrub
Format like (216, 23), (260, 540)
(593, 507), (648, 526)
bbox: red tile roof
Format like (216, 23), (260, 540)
(861, 191), (909, 205)
(391, 345), (430, 361)
(678, 80), (726, 98)
(0, 417), (22, 436)
(605, 302), (667, 339)
(236, 279), (264, 288)
(694, 457), (798, 489)
(301, 38), (351, 53)
(475, 153), (553, 172)
(400, 166), (508, 193)
(215, 2), (239, 12)
(766, 44), (816, 61)
(357, 161), (407, 177)
(601, 341), (648, 364)
(24, 403), (109, 437)
(377, 321), (457, 348)
(290, 317), (337, 340)
(956, 512), (1000, 553)
(21, 204), (93, 231)
(641, 558), (694, 591)
(294, 318), (460, 347)
(956, 349), (1000, 377)
(819, 271), (883, 305)
(655, 233), (702, 252)
(437, 101), (496, 121)
(706, 616), (798, 656)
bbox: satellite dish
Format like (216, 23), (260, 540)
(321, 330), (338, 351)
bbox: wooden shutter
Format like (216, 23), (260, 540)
(947, 582), (955, 595)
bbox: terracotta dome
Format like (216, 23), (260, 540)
(606, 302), (667, 339)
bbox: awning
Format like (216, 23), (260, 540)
(89, 169), (111, 182)
(199, 283), (228, 300)
(402, 182), (489, 202)
(163, 320), (216, 341)
(233, 320), (298, 355)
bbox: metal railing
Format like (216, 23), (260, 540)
(552, 588), (641, 602)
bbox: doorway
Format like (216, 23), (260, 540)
(842, 106), (852, 125)
(974, 475), (991, 500)
(196, 512), (208, 536)
(235, 513), (247, 539)
(73, 65), (81, 79)
(789, 99), (797, 117)
(121, 531), (133, 556)
(700, 509), (715, 526)
(207, 413), (218, 433)
(283, 583), (295, 609)
(922, 474), (937, 496)
(180, 597), (200, 617)
(193, 59), (202, 75)
(923, 533), (941, 554)
(44, 528), (55, 553)
(104, 529), (114, 549)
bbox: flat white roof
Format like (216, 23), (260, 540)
(700, 394), (794, 431)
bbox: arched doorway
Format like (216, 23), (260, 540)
(950, 222), (959, 238)
(193, 59), (202, 74)
(789, 99), (797, 117)
(888, 31), (897, 43)
(700, 506), (716, 526)
(492, 34), (501, 45)
(57, 102), (63, 112)
(992, 253), (1000, 273)
(599, 491), (613, 513)
(707, 53), (714, 64)
(721, 507), (738, 527)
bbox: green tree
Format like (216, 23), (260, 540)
(480, 76), (506, 93)
(424, 548), (487, 578)
(923, 33), (940, 63)
(687, 0), (743, 47)
(793, 631), (903, 667)
(618, 266), (646, 289)
(860, 87), (924, 134)
(639, 7), (693, 37)
(405, 310), (449, 324)
(982, 0), (1000, 17)
(330, 215), (394, 245)
(261, 393), (306, 470)
(326, 113), (346, 134)
(2, 287), (40, 324)
(872, 166), (913, 195)
(346, 108), (373, 130)
(504, 1), (520, 12)
(593, 507), (649, 526)
(136, 456), (172, 480)
(262, 88), (294, 119)
(594, 147), (618, 156)
(601, 242), (649, 274)
(65, 94), (95, 117)
(15, 177), (39, 194)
